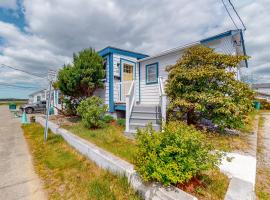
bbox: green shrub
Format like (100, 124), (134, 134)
(116, 118), (125, 127)
(77, 96), (107, 128)
(135, 121), (222, 186)
(103, 115), (114, 123)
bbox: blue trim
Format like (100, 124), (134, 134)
(108, 53), (114, 112)
(103, 55), (109, 82)
(145, 62), (159, 85)
(120, 58), (136, 101)
(200, 30), (233, 44)
(138, 62), (141, 102)
(115, 104), (126, 111)
(99, 46), (148, 59)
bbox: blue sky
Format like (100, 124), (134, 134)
(0, 0), (269, 99)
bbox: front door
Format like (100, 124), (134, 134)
(121, 62), (135, 101)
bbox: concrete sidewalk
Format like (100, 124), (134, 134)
(0, 106), (46, 200)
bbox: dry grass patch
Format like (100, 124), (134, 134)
(256, 115), (270, 200)
(194, 169), (229, 200)
(204, 111), (258, 152)
(22, 123), (141, 200)
(204, 132), (250, 152)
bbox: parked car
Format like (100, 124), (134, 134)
(20, 101), (47, 114)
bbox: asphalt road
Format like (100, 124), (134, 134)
(0, 106), (46, 200)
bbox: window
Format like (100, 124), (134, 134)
(146, 63), (158, 84)
(123, 63), (134, 81)
(103, 58), (107, 82)
(37, 96), (41, 102)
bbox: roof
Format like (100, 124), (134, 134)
(256, 91), (270, 97)
(138, 29), (247, 64)
(98, 46), (149, 59)
(252, 83), (270, 89)
(28, 89), (46, 97)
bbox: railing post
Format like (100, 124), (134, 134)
(125, 95), (130, 133)
(161, 94), (166, 123)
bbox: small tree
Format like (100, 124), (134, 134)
(77, 96), (107, 128)
(166, 45), (255, 130)
(56, 48), (105, 114)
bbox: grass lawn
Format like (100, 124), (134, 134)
(22, 123), (141, 200)
(63, 121), (228, 200)
(63, 122), (137, 163)
(256, 114), (270, 200)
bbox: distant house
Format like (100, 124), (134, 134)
(96, 29), (248, 134)
(252, 83), (270, 101)
(28, 89), (47, 104)
(28, 88), (62, 114)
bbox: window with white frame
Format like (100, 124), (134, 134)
(146, 63), (158, 84)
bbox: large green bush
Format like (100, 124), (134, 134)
(166, 45), (254, 130)
(135, 122), (222, 185)
(77, 96), (107, 128)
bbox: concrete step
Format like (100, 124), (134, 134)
(131, 111), (160, 118)
(130, 123), (160, 132)
(133, 105), (159, 112)
(130, 117), (161, 124)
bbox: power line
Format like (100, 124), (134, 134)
(0, 64), (47, 79)
(228, 0), (247, 31)
(0, 82), (42, 89)
(221, 0), (239, 30)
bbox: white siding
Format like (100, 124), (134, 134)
(139, 50), (184, 104)
(204, 35), (236, 55)
(138, 35), (238, 104)
(93, 56), (109, 106)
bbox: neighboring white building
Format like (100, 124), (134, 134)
(28, 88), (62, 114)
(252, 83), (270, 102)
(28, 89), (47, 104)
(97, 29), (248, 133)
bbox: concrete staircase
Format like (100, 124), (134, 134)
(128, 104), (161, 134)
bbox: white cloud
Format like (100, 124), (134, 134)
(0, 0), (269, 98)
(0, 0), (17, 9)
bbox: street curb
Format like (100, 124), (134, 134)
(36, 116), (197, 200)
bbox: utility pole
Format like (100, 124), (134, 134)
(44, 69), (56, 141)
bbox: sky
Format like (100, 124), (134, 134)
(0, 0), (269, 98)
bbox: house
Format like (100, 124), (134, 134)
(28, 88), (62, 114)
(252, 83), (270, 101)
(28, 89), (47, 104)
(97, 29), (248, 134)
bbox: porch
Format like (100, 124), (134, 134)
(114, 78), (167, 134)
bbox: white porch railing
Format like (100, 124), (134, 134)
(125, 80), (135, 133)
(158, 76), (166, 124)
(116, 81), (133, 103)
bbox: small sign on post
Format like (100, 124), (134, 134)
(44, 69), (57, 141)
